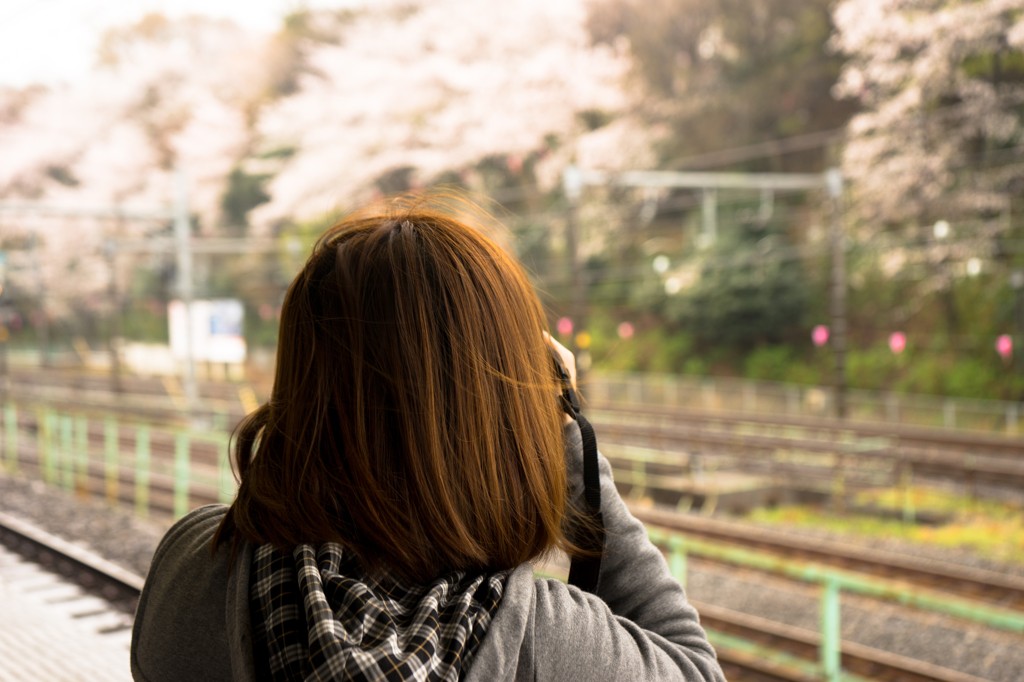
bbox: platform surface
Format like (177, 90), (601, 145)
(0, 544), (133, 682)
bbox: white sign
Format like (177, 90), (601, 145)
(169, 299), (246, 363)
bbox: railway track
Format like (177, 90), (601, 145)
(696, 600), (991, 682)
(589, 403), (1024, 458)
(0, 510), (143, 614)
(0, 507), (985, 682)
(17, 437), (1024, 640)
(1, 366), (253, 425)
(589, 404), (1024, 494)
(632, 503), (1024, 612)
(6, 384), (1024, 612)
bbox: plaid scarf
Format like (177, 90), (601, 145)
(250, 543), (507, 682)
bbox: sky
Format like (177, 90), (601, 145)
(0, 0), (354, 87)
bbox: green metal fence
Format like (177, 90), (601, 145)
(591, 371), (1023, 435)
(4, 398), (1016, 681)
(0, 402), (235, 519)
(648, 527), (1024, 682)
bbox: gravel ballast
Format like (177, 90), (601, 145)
(0, 470), (170, 578)
(3, 469), (1023, 681)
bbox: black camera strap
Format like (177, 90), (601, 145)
(555, 370), (604, 594)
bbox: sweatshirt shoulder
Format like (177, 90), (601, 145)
(131, 505), (236, 682)
(152, 504), (228, 559)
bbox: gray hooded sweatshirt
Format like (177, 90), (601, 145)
(130, 422), (725, 682)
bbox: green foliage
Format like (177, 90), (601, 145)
(121, 303), (168, 342)
(744, 345), (792, 381)
(893, 353), (945, 395)
(846, 344), (899, 390)
(587, 0), (857, 170)
(586, 309), (696, 373)
(943, 359), (1001, 399)
(748, 485), (1024, 565)
(663, 217), (808, 350)
(374, 166), (416, 194)
(246, 305), (280, 347)
(259, 146), (297, 159)
(576, 109), (615, 131)
(45, 164), (79, 187)
(222, 167), (271, 228)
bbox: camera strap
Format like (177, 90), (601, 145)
(558, 384), (604, 594)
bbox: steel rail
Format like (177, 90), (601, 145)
(0, 504), (987, 682)
(594, 420), (1024, 487)
(14, 429), (1024, 616)
(694, 601), (992, 682)
(0, 510), (144, 613)
(588, 403), (1024, 457)
(632, 504), (1024, 611)
(535, 561), (990, 682)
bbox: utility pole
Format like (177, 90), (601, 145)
(0, 251), (7, 402)
(701, 188), (717, 247)
(563, 165), (586, 381)
(1012, 270), (1024, 375)
(174, 168), (199, 412)
(827, 168), (847, 419)
(31, 230), (50, 368)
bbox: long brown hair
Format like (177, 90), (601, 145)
(214, 195), (574, 582)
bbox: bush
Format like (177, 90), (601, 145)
(943, 359), (1001, 399)
(744, 346), (793, 382)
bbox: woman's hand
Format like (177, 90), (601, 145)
(542, 331), (576, 390)
(543, 331), (577, 425)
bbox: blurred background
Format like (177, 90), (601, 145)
(2, 2), (1024, 680)
(0, 0), (1022, 410)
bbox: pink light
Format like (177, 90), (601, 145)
(557, 317), (573, 336)
(811, 325), (829, 347)
(507, 154), (523, 173)
(889, 332), (906, 354)
(617, 322), (634, 339)
(996, 334), (1013, 359)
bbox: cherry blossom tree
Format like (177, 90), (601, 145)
(0, 1), (652, 324)
(0, 15), (273, 314)
(251, 0), (641, 231)
(832, 0), (1024, 230)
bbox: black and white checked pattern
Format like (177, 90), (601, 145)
(250, 543), (507, 682)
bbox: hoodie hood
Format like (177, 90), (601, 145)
(250, 543), (507, 682)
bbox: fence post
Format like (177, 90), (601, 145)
(701, 380), (716, 410)
(3, 404), (15, 472)
(1008, 403), (1019, 436)
(74, 416), (88, 495)
(630, 459), (647, 501)
(831, 452), (845, 515)
(135, 426), (150, 519)
(786, 387), (799, 416)
(60, 415), (73, 493)
(668, 537), (687, 589)
(38, 409), (55, 484)
(104, 416), (118, 506)
(943, 399), (956, 429)
(628, 376), (642, 405)
(217, 433), (233, 504)
(887, 393), (899, 424)
(902, 463), (915, 525)
(174, 432), (191, 519)
(820, 576), (842, 682)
